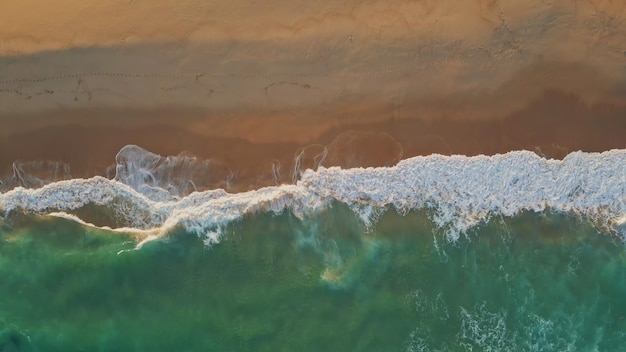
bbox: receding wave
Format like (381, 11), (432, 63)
(1, 148), (625, 244)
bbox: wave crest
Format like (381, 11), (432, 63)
(1, 149), (625, 244)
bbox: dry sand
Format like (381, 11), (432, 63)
(1, 0), (625, 192)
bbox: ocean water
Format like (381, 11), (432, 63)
(1, 147), (625, 351)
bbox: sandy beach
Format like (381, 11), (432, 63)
(1, 0), (625, 192)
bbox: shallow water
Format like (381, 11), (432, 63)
(1, 206), (625, 351)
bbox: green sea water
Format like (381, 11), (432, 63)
(1, 204), (625, 351)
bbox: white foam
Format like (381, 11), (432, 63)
(1, 150), (625, 244)
(0, 175), (327, 245)
(114, 144), (232, 200)
(301, 150), (626, 240)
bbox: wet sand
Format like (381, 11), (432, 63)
(1, 87), (625, 193)
(1, 0), (625, 192)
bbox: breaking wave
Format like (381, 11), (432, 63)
(1, 147), (625, 245)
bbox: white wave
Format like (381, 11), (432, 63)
(301, 150), (626, 240)
(0, 175), (327, 245)
(1, 150), (625, 244)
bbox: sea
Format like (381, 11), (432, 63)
(1, 145), (625, 351)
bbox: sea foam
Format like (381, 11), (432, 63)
(1, 149), (624, 244)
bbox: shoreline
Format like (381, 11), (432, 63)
(2, 88), (625, 193)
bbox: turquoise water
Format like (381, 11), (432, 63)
(1, 205), (625, 351)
